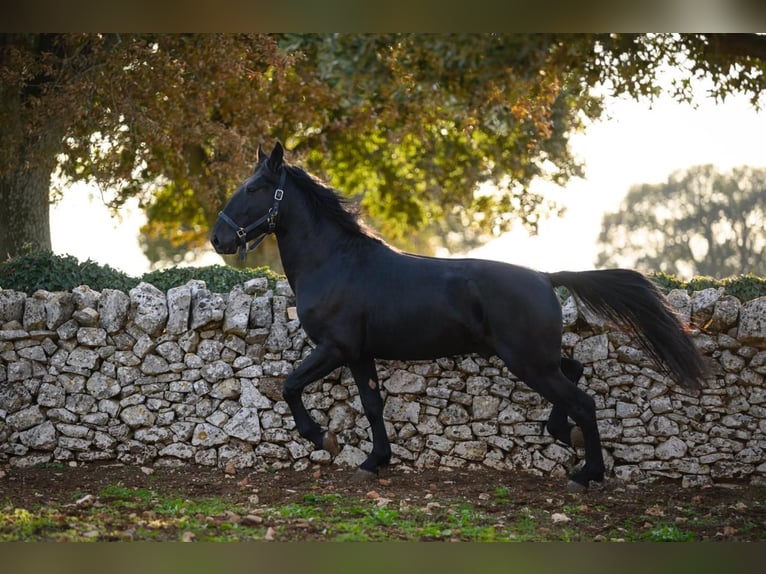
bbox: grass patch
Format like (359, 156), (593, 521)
(642, 524), (697, 542)
(3, 477), (761, 542)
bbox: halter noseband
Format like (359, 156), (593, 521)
(217, 168), (286, 260)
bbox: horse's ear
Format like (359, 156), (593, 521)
(268, 141), (284, 172)
(257, 144), (268, 165)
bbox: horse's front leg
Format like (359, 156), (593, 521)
(282, 344), (344, 455)
(349, 358), (391, 481)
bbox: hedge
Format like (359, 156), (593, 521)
(0, 251), (279, 295)
(1, 251), (765, 301)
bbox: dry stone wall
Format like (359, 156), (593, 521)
(1, 278), (766, 487)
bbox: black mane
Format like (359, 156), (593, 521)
(285, 164), (383, 244)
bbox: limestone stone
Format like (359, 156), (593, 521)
(37, 382), (65, 407)
(250, 296), (272, 328)
(383, 396), (421, 423)
(156, 341), (184, 363)
(71, 285), (101, 311)
(219, 442), (257, 469)
(7, 405), (45, 430)
(166, 285), (192, 335)
(45, 292), (75, 330)
(334, 444), (366, 467)
(265, 321), (290, 352)
(77, 327), (107, 347)
(438, 403), (470, 425)
(210, 377), (240, 399)
(453, 440), (487, 461)
(738, 296), (766, 347)
(120, 404), (156, 428)
(222, 408), (262, 443)
(202, 361), (235, 384)
(7, 360), (32, 382)
(0, 290), (26, 323)
(129, 282), (168, 336)
(73, 308), (100, 327)
(86, 372), (121, 399)
(19, 421), (57, 450)
(691, 287), (723, 327)
(648, 415), (680, 437)
(99, 289), (130, 333)
(22, 298), (46, 331)
(655, 436), (688, 460)
(613, 443), (655, 463)
(223, 285), (251, 336)
(243, 277), (269, 295)
(197, 339), (223, 361)
(141, 354), (170, 375)
(560, 296), (578, 327)
(666, 289), (691, 323)
(192, 422), (228, 447)
(709, 295), (740, 331)
(18, 350), (44, 373)
(190, 288), (225, 330)
(472, 395), (500, 420)
(384, 370), (426, 394)
(159, 442), (195, 459)
(574, 334), (609, 364)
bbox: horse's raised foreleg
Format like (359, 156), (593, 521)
(349, 358), (391, 481)
(545, 357), (585, 448)
(282, 344), (344, 456)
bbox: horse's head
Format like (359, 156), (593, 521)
(211, 141), (286, 258)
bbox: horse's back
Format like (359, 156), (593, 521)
(353, 250), (561, 360)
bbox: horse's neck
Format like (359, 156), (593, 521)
(274, 208), (350, 288)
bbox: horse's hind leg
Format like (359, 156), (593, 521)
(545, 357), (585, 448)
(282, 344), (345, 456)
(349, 358), (391, 481)
(500, 351), (604, 490)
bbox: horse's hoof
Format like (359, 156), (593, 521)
(322, 431), (340, 457)
(570, 426), (585, 448)
(350, 468), (378, 483)
(566, 480), (588, 493)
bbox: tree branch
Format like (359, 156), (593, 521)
(704, 33), (766, 62)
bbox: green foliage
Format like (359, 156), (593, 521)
(651, 272), (766, 302)
(642, 524), (697, 542)
(0, 250), (280, 295)
(0, 250), (138, 294)
(5, 34), (766, 263)
(140, 264), (280, 293)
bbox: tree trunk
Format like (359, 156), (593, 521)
(0, 162), (54, 260)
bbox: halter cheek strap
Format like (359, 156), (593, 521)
(217, 168), (286, 260)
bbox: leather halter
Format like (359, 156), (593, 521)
(216, 168), (285, 260)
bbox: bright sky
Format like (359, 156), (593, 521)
(50, 83), (766, 278)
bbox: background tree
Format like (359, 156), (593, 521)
(596, 164), (766, 279)
(2, 34), (766, 269)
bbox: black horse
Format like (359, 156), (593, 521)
(211, 142), (706, 490)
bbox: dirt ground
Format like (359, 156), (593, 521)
(2, 462), (765, 541)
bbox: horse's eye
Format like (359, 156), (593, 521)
(246, 180), (269, 194)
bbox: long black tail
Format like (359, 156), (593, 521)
(547, 269), (706, 390)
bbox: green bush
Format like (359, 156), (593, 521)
(0, 251), (281, 295)
(2, 251), (765, 302)
(140, 264), (280, 293)
(0, 251), (138, 294)
(651, 272), (766, 302)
